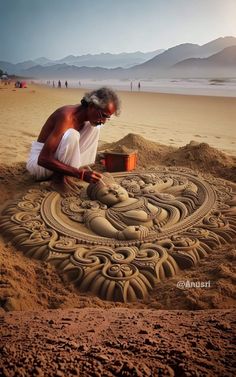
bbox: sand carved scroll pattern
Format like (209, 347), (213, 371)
(47, 243), (179, 302)
(1, 168), (236, 302)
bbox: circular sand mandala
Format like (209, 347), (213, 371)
(1, 167), (236, 302)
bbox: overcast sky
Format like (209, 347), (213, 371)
(1, 0), (236, 62)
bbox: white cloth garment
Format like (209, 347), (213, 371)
(26, 123), (100, 180)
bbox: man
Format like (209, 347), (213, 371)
(26, 87), (120, 183)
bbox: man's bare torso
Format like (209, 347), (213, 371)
(37, 105), (83, 143)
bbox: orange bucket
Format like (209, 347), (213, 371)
(104, 151), (137, 172)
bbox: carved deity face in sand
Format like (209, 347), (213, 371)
(95, 184), (129, 205)
(87, 173), (130, 205)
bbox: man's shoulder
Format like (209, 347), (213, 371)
(54, 105), (72, 115)
(51, 105), (76, 121)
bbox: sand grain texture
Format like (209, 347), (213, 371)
(0, 309), (235, 377)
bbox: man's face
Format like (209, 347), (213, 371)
(89, 102), (116, 126)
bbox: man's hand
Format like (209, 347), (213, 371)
(79, 169), (103, 183)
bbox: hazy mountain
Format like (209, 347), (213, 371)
(172, 46), (236, 77)
(30, 37), (235, 70)
(18, 64), (123, 79)
(132, 43), (200, 70)
(1, 36), (236, 79)
(56, 55), (78, 65)
(14, 60), (37, 70)
(34, 57), (54, 65)
(198, 36), (236, 57)
(129, 36), (236, 74)
(175, 45), (236, 67)
(36, 50), (165, 68)
(0, 59), (49, 73)
(0, 61), (16, 74)
(0, 50), (164, 76)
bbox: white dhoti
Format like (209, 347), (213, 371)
(26, 123), (100, 180)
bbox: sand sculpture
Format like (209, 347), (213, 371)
(84, 173), (183, 240)
(1, 167), (236, 302)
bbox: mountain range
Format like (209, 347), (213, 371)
(0, 50), (164, 73)
(1, 36), (236, 79)
(48, 50), (165, 68)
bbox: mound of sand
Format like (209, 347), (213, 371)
(100, 133), (175, 167)
(99, 134), (236, 182)
(165, 141), (236, 182)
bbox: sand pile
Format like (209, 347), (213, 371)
(105, 144), (137, 155)
(99, 134), (236, 182)
(100, 133), (175, 167)
(165, 141), (236, 182)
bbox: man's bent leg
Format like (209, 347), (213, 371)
(55, 128), (82, 167)
(27, 127), (97, 180)
(26, 141), (53, 180)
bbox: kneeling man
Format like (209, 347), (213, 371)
(26, 87), (120, 183)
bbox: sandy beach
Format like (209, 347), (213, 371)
(0, 82), (235, 376)
(0, 83), (236, 167)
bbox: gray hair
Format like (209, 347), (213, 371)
(81, 87), (121, 115)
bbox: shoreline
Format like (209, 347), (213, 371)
(36, 78), (236, 97)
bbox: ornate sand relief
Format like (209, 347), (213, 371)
(1, 167), (236, 302)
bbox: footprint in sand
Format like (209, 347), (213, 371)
(194, 135), (202, 138)
(215, 136), (221, 139)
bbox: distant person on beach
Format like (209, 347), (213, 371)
(52, 81), (55, 87)
(130, 81), (133, 91)
(58, 80), (61, 88)
(138, 82), (141, 91)
(26, 87), (120, 183)
(65, 80), (68, 88)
